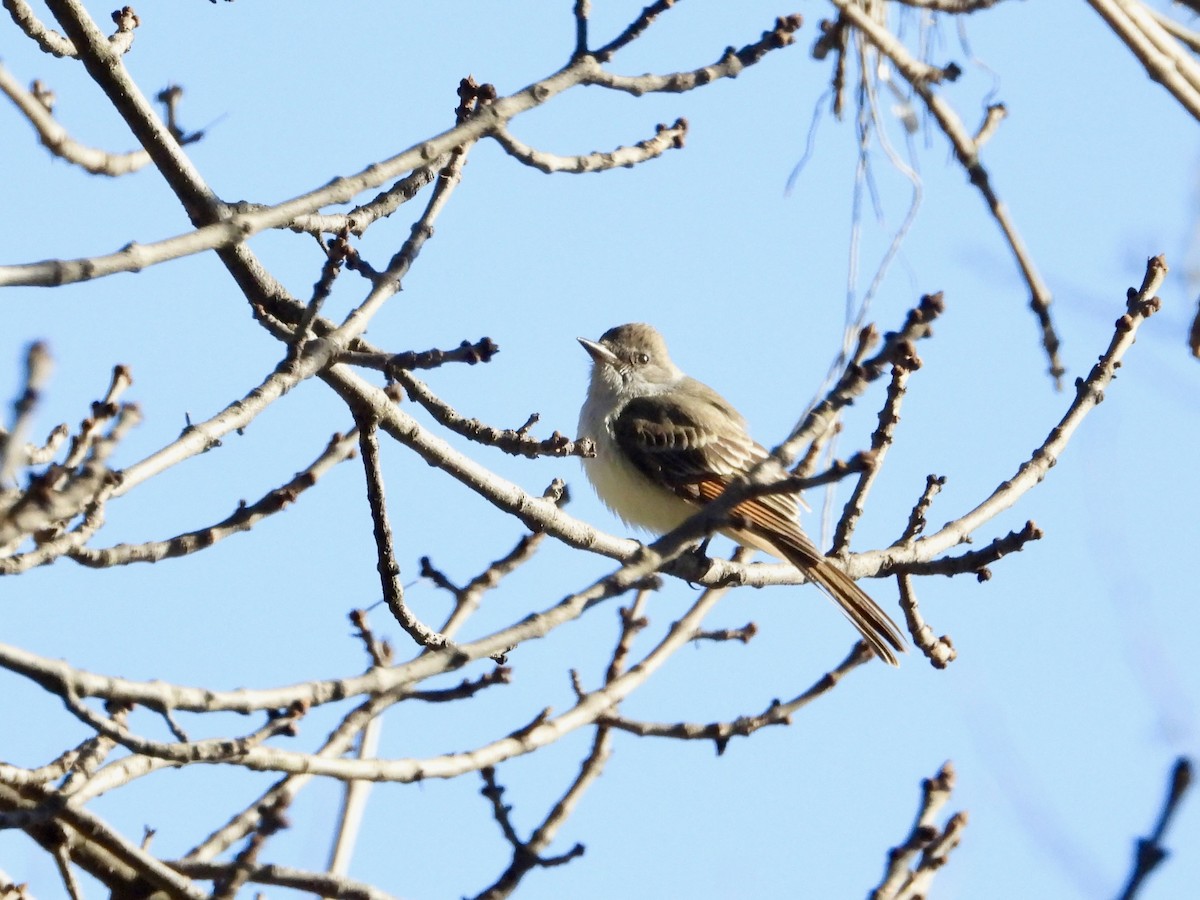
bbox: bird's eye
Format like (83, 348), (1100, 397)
(634, 352), (650, 365)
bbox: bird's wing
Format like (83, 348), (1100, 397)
(613, 383), (905, 665)
(611, 383), (819, 560)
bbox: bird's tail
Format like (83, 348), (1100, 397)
(774, 540), (906, 666)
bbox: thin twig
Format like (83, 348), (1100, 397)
(890, 520), (1043, 579)
(354, 415), (451, 651)
(603, 642), (872, 755)
(857, 256), (1166, 576)
(777, 292), (943, 466)
(896, 574), (956, 669)
(1116, 757), (1193, 900)
(172, 859), (400, 900)
(590, 15), (802, 95)
(832, 361), (916, 554)
(594, 0), (682, 62)
(871, 761), (967, 899)
(896, 475), (946, 544)
(0, 342), (53, 485)
(69, 430), (357, 568)
(394, 369), (595, 459)
(830, 0), (1063, 384)
(343, 337), (499, 373)
(0, 62), (150, 174)
(491, 117), (686, 173)
(3, 0), (137, 57)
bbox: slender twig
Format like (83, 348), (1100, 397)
(856, 256), (1166, 577)
(40, 689), (305, 769)
(437, 481), (567, 638)
(473, 728), (604, 900)
(1, 12), (800, 289)
(594, 0), (682, 62)
(896, 574), (956, 669)
(0, 62), (150, 175)
(292, 233), (351, 350)
(588, 15), (804, 94)
(0, 342), (53, 485)
(1116, 757), (1193, 900)
(394, 369), (594, 459)
(692, 622), (757, 644)
(354, 415), (450, 651)
(974, 103), (1007, 146)
(603, 642), (872, 755)
(210, 798), (289, 900)
(491, 117), (686, 173)
(348, 609), (393, 668)
(871, 762), (967, 899)
(605, 588), (653, 685)
(173, 859), (400, 900)
(832, 361), (916, 554)
(52, 841), (83, 900)
(890, 520), (1043, 579)
(830, 0), (1063, 384)
(3, 0), (137, 57)
(777, 292), (943, 466)
(288, 157), (449, 237)
(896, 475), (946, 544)
(343, 337), (499, 373)
(408, 668), (512, 703)
(69, 431), (357, 568)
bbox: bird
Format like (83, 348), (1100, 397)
(577, 322), (905, 665)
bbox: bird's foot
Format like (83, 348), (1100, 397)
(683, 537), (714, 589)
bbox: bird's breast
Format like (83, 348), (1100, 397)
(580, 421), (695, 535)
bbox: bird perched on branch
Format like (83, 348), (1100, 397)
(577, 323), (904, 665)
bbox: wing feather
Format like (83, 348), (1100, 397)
(612, 383), (904, 665)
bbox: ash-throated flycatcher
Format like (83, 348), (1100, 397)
(577, 323), (904, 666)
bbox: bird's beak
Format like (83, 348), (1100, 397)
(577, 337), (620, 367)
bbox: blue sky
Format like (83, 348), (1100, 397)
(2, 2), (1199, 898)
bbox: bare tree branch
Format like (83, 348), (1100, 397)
(3, 0), (137, 57)
(855, 255), (1165, 576)
(827, 0), (1063, 384)
(603, 642), (873, 755)
(68, 430), (357, 568)
(1088, 0), (1200, 122)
